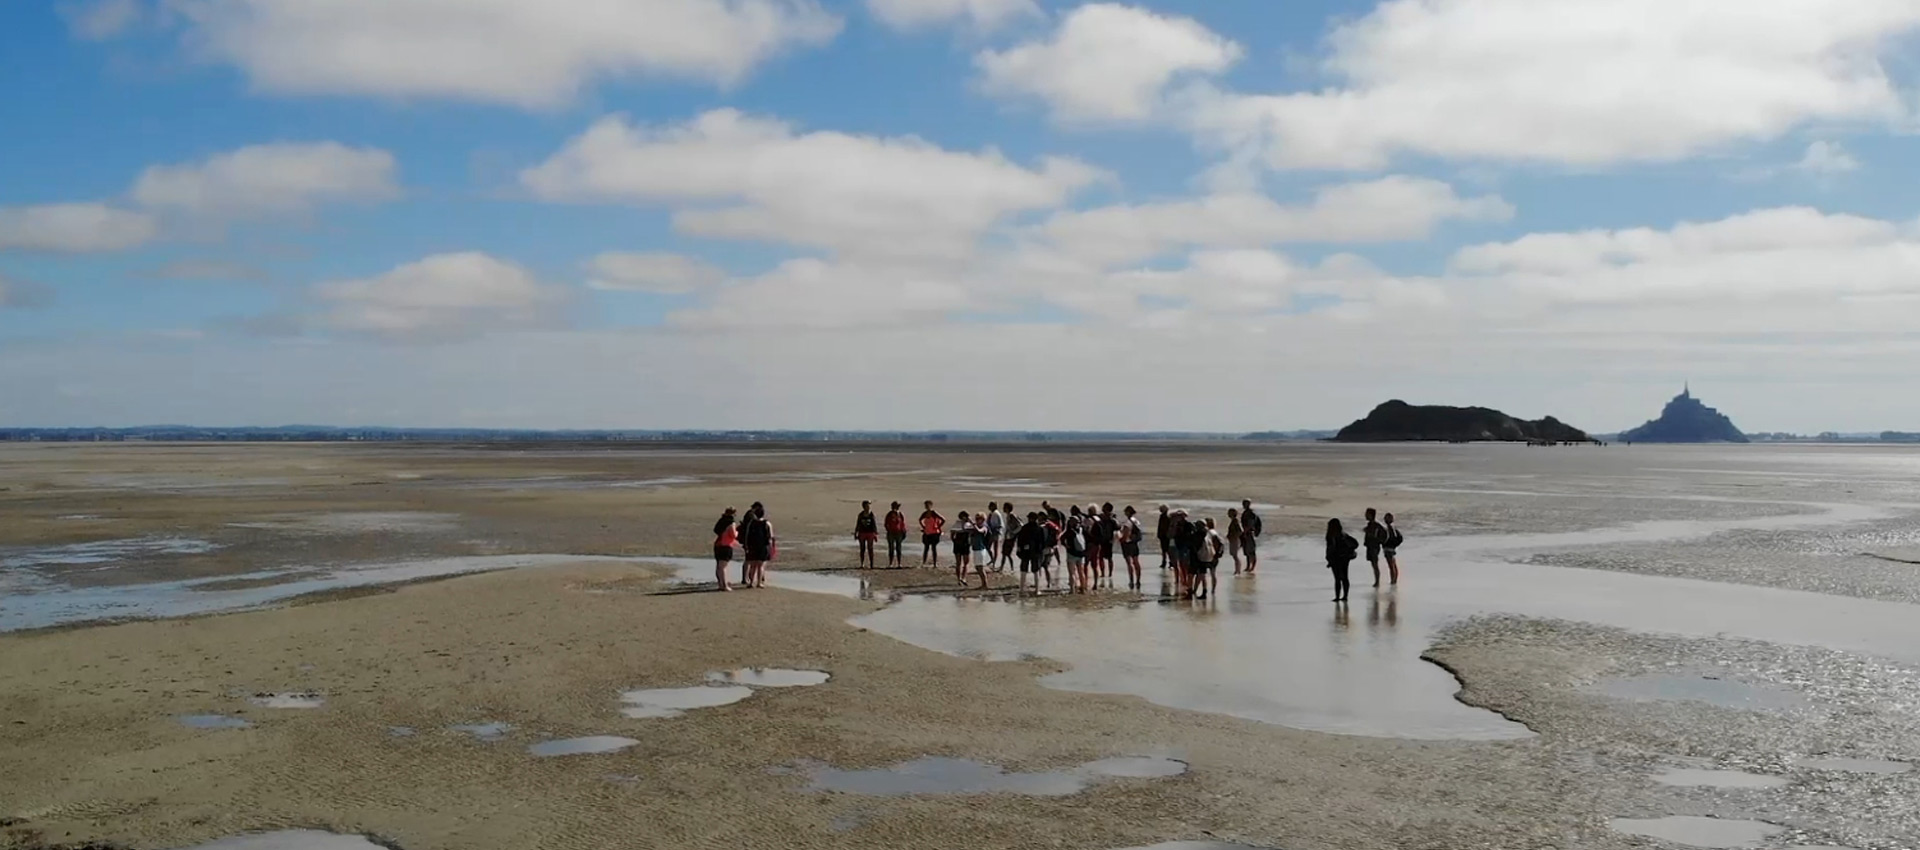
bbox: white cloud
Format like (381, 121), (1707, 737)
(63, 0), (143, 40)
(670, 257), (973, 329)
(1449, 206), (1920, 309)
(1186, 0), (1920, 169)
(867, 0), (1037, 31)
(1793, 140), (1862, 176)
(166, 0), (843, 107)
(1035, 176), (1513, 267)
(310, 252), (570, 340)
(522, 110), (1103, 260)
(978, 4), (1241, 122)
(131, 142), (399, 217)
(585, 252), (725, 293)
(0, 203), (158, 253)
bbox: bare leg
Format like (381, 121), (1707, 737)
(1388, 554), (1400, 584)
(716, 558), (732, 592)
(1370, 556), (1381, 587)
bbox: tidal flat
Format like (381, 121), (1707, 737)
(3, 442), (1918, 849)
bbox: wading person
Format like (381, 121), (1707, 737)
(951, 511), (974, 585)
(1240, 499), (1264, 574)
(1180, 513), (1210, 599)
(997, 503), (1020, 571)
(1383, 512), (1404, 585)
(985, 502), (1004, 568)
(1094, 503), (1118, 588)
(1156, 505), (1172, 569)
(1326, 518), (1359, 602)
(741, 503), (777, 590)
(919, 501), (946, 568)
(712, 506), (738, 592)
(854, 501), (880, 569)
(1168, 509), (1193, 595)
(1016, 512), (1045, 595)
(1121, 506), (1145, 590)
(971, 513), (992, 580)
(1363, 507), (1386, 587)
(1198, 518), (1225, 600)
(884, 502), (908, 568)
(1226, 508), (1244, 574)
(1063, 511), (1089, 593)
(1040, 511), (1062, 590)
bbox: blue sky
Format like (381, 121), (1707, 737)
(3, 0), (1919, 432)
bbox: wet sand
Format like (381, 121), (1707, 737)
(3, 443), (1919, 849)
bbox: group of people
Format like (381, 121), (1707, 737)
(852, 499), (1272, 599)
(1321, 508), (1403, 602)
(714, 498), (1404, 602)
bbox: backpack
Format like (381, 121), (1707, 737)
(1386, 527), (1404, 549)
(1244, 511), (1263, 537)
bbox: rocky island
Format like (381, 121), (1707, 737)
(1618, 387), (1749, 443)
(1333, 400), (1593, 443)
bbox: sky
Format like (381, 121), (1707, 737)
(2, 0), (1919, 433)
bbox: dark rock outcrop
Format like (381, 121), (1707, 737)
(1333, 400), (1592, 443)
(1619, 388), (1748, 443)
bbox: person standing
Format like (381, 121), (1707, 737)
(854, 501), (880, 569)
(884, 502), (908, 568)
(1325, 518), (1359, 602)
(711, 506), (739, 592)
(1062, 511), (1089, 593)
(1156, 505), (1173, 569)
(1198, 518), (1225, 600)
(919, 501), (946, 568)
(1168, 509), (1193, 595)
(740, 503), (777, 589)
(1120, 506), (1145, 590)
(1362, 508), (1387, 587)
(971, 513), (992, 579)
(1226, 508), (1245, 575)
(1016, 512), (1045, 595)
(1382, 512), (1404, 585)
(1040, 510), (1062, 590)
(1240, 499), (1264, 574)
(985, 502), (1004, 570)
(997, 503), (1020, 572)
(951, 511), (973, 585)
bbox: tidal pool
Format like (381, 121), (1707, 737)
(619, 685), (754, 719)
(794, 754), (1187, 797)
(1609, 816), (1785, 848)
(528, 736), (639, 757)
(177, 714), (251, 730)
(181, 830), (388, 850)
(705, 668), (832, 687)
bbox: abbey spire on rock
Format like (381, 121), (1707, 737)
(1619, 389), (1749, 443)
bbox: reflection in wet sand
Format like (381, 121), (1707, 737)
(794, 754), (1187, 796)
(1609, 815), (1785, 848)
(852, 507), (1920, 740)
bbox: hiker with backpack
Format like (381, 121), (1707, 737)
(1363, 508), (1387, 587)
(951, 510), (974, 585)
(1325, 518), (1359, 602)
(711, 506), (739, 592)
(1063, 510), (1090, 593)
(984, 502), (1004, 570)
(1196, 518), (1225, 600)
(1383, 512), (1404, 585)
(739, 502), (777, 590)
(1120, 506), (1146, 590)
(997, 503), (1020, 572)
(884, 502), (908, 568)
(1040, 511), (1063, 590)
(1239, 499), (1264, 573)
(1167, 509), (1193, 595)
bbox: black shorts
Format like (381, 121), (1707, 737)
(1366, 546), (1381, 564)
(1020, 556), (1040, 574)
(923, 533), (941, 547)
(714, 545), (734, 563)
(1120, 541), (1141, 558)
(1242, 537), (1258, 557)
(744, 544), (771, 561)
(887, 531), (906, 542)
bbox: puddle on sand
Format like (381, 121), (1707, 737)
(1600, 673), (1810, 713)
(528, 736), (639, 757)
(1610, 816), (1785, 848)
(177, 714), (250, 729)
(706, 668), (831, 687)
(181, 830), (388, 850)
(619, 685), (753, 718)
(795, 755), (1186, 797)
(653, 558), (869, 599)
(1795, 756), (1913, 774)
(249, 692), (324, 709)
(227, 512), (461, 535)
(2, 553), (648, 632)
(1653, 768), (1788, 789)
(851, 514), (1920, 740)
(388, 726), (416, 737)
(1116, 844), (1275, 850)
(450, 722), (512, 741)
(0, 537), (219, 570)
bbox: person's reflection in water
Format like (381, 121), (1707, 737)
(1333, 603), (1351, 628)
(1368, 591), (1399, 628)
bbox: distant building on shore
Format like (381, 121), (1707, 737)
(1618, 386), (1749, 443)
